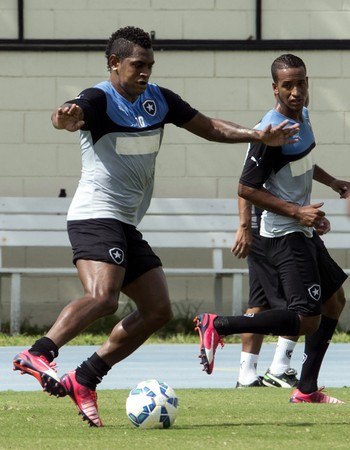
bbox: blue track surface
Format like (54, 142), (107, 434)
(2, 343), (350, 391)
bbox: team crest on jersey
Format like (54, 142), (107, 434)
(109, 247), (124, 265)
(308, 284), (321, 301)
(143, 100), (156, 116)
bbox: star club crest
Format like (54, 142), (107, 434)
(308, 284), (321, 301)
(109, 247), (124, 265)
(142, 100), (156, 116)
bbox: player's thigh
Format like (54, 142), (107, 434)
(77, 259), (125, 298)
(248, 254), (286, 310)
(313, 233), (348, 303)
(261, 233), (322, 317)
(122, 266), (172, 317)
(322, 287), (345, 319)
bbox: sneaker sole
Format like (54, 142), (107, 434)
(262, 374), (297, 389)
(13, 356), (67, 397)
(289, 397), (305, 403)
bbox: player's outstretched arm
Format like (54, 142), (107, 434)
(182, 112), (299, 146)
(51, 103), (85, 132)
(258, 120), (299, 146)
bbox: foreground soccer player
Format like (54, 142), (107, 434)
(13, 27), (299, 427)
(195, 54), (349, 404)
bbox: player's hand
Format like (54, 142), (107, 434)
(295, 202), (326, 227)
(330, 179), (350, 199)
(52, 104), (85, 132)
(259, 120), (300, 146)
(315, 217), (331, 235)
(231, 226), (252, 259)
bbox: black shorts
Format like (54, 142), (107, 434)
(247, 228), (286, 310)
(248, 230), (347, 311)
(312, 232), (348, 301)
(67, 218), (162, 287)
(260, 232), (347, 317)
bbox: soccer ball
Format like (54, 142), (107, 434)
(126, 379), (179, 429)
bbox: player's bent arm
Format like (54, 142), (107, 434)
(231, 196), (253, 258)
(182, 112), (299, 145)
(313, 165), (350, 198)
(238, 196), (252, 229)
(238, 183), (298, 217)
(238, 183), (325, 227)
(313, 165), (336, 188)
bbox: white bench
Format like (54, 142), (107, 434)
(0, 197), (349, 335)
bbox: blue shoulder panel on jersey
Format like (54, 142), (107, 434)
(95, 81), (169, 128)
(258, 107), (315, 156)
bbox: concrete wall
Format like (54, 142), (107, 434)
(1, 0), (350, 329)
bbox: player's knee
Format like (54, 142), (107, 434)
(90, 291), (119, 315)
(155, 302), (173, 325)
(147, 301), (173, 329)
(298, 315), (321, 335)
(322, 288), (346, 319)
(335, 288), (346, 313)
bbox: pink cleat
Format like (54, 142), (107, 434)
(289, 387), (344, 404)
(13, 350), (66, 397)
(61, 370), (102, 427)
(194, 313), (224, 375)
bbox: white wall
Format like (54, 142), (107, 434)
(1, 1), (350, 328)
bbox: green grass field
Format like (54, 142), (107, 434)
(1, 387), (350, 450)
(2, 330), (350, 347)
(2, 333), (350, 449)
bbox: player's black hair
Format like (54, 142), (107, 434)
(271, 54), (307, 82)
(105, 26), (152, 71)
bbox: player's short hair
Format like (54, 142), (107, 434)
(271, 54), (307, 82)
(105, 26), (152, 71)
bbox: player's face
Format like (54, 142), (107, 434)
(113, 45), (155, 102)
(273, 67), (308, 120)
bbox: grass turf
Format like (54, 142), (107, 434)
(2, 330), (350, 347)
(1, 387), (349, 450)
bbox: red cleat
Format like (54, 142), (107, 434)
(194, 313), (224, 375)
(61, 370), (102, 427)
(13, 350), (66, 397)
(290, 387), (344, 404)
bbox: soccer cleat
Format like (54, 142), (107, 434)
(236, 376), (265, 388)
(13, 350), (66, 397)
(262, 368), (299, 388)
(194, 313), (224, 375)
(61, 370), (102, 427)
(289, 387), (345, 404)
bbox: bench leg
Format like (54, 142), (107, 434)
(0, 276), (2, 330)
(10, 274), (21, 336)
(214, 275), (223, 314)
(213, 248), (224, 314)
(232, 273), (243, 315)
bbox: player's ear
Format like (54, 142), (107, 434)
(109, 54), (119, 71)
(272, 82), (278, 96)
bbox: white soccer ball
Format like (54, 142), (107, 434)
(126, 379), (179, 429)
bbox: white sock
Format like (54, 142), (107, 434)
(238, 352), (259, 385)
(269, 337), (297, 375)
